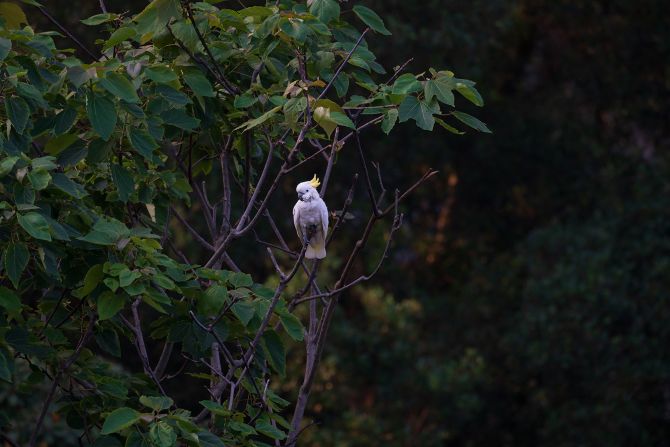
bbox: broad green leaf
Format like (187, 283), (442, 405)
(228, 420), (257, 436)
(309, 0), (340, 23)
(0, 347), (12, 382)
(313, 106), (337, 137)
(5, 242), (29, 289)
(81, 12), (117, 26)
(140, 395), (174, 412)
(0, 37), (11, 61)
(45, 134), (78, 154)
(5, 97), (30, 134)
(119, 269), (141, 287)
(255, 420), (287, 440)
(0, 2), (27, 29)
(134, 0), (180, 37)
(235, 106), (281, 132)
(352, 5), (391, 35)
(31, 156), (57, 171)
(424, 77), (455, 106)
(230, 272), (253, 288)
(145, 65), (178, 84)
(330, 111), (356, 129)
(392, 74), (421, 94)
(87, 92), (117, 141)
(0, 156), (18, 177)
(455, 82), (484, 107)
(160, 109), (200, 131)
(149, 421), (177, 447)
(77, 264), (104, 297)
(111, 164), (134, 203)
(0, 286), (21, 314)
(79, 218), (129, 246)
(279, 18), (312, 43)
(103, 27), (136, 50)
(183, 69), (215, 97)
(128, 127), (160, 163)
(198, 285), (228, 316)
(98, 292), (125, 320)
(231, 301), (255, 326)
(100, 72), (139, 103)
(381, 108), (398, 134)
(53, 108), (78, 135)
(261, 330), (286, 376)
(279, 312), (304, 341)
(398, 96), (436, 131)
(452, 111), (491, 133)
(100, 407), (141, 434)
(27, 169), (50, 191)
(51, 173), (87, 198)
(18, 212), (52, 241)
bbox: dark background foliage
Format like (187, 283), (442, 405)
(26, 0), (670, 445)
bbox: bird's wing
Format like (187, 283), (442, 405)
(319, 198), (329, 237)
(293, 201), (302, 240)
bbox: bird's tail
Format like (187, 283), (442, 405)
(306, 232), (326, 259)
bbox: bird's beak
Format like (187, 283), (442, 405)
(297, 192), (304, 201)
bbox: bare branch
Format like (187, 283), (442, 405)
(36, 7), (100, 62)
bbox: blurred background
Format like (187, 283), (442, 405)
(25, 0), (670, 445)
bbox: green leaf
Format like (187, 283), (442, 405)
(100, 72), (139, 104)
(435, 117), (464, 135)
(352, 5), (391, 35)
(381, 108), (398, 134)
(0, 347), (13, 382)
(98, 292), (125, 320)
(77, 264), (104, 297)
(103, 27), (136, 50)
(149, 421), (177, 447)
(5, 242), (29, 289)
(231, 301), (255, 326)
(0, 156), (18, 177)
(309, 0), (340, 23)
(424, 77), (455, 106)
(81, 12), (117, 26)
(392, 74), (421, 94)
(100, 407), (141, 434)
(27, 169), (51, 191)
(134, 0), (180, 37)
(145, 65), (178, 84)
(313, 106), (337, 137)
(0, 286), (21, 315)
(87, 92), (117, 141)
(451, 111), (491, 133)
(5, 96), (30, 135)
(198, 285), (228, 316)
(235, 106), (281, 132)
(128, 127), (160, 163)
(261, 330), (286, 376)
(398, 96), (435, 131)
(79, 218), (130, 246)
(279, 312), (304, 341)
(0, 37), (11, 61)
(255, 420), (287, 440)
(111, 164), (135, 203)
(45, 134), (78, 154)
(18, 212), (52, 241)
(140, 395), (174, 412)
(160, 109), (200, 131)
(183, 69), (215, 97)
(54, 108), (78, 135)
(455, 82), (484, 107)
(51, 173), (88, 198)
(329, 111), (356, 129)
(0, 3), (27, 29)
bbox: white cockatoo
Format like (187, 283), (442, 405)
(293, 175), (329, 259)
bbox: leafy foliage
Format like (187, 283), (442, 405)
(0, 0), (486, 445)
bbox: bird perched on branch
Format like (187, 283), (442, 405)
(293, 175), (329, 259)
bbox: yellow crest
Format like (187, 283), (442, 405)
(309, 174), (321, 188)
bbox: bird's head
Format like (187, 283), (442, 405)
(296, 175), (321, 202)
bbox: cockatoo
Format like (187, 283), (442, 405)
(293, 175), (329, 259)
